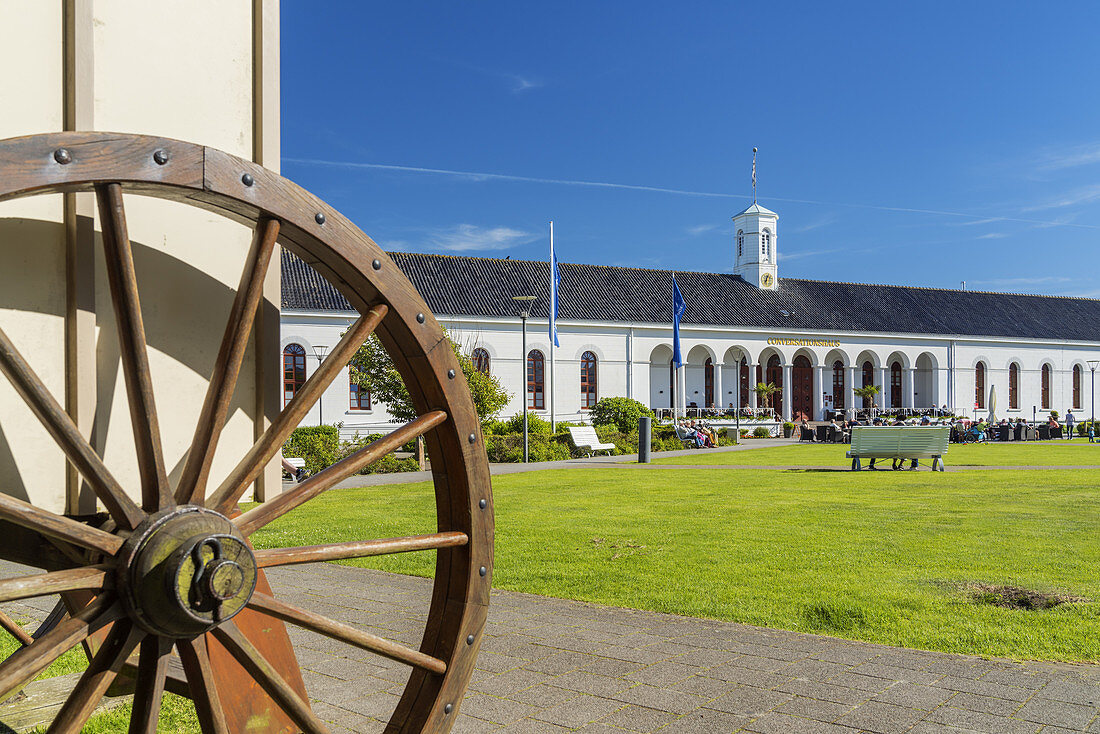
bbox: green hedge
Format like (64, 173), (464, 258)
(283, 426), (421, 475)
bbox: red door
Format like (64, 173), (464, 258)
(792, 356), (813, 421)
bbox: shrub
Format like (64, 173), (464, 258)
(283, 425), (340, 473)
(504, 413), (552, 435)
(783, 421), (795, 431)
(485, 433), (570, 462)
(1050, 410), (1059, 421)
(753, 427), (771, 438)
(588, 396), (655, 433)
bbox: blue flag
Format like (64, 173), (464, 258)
(549, 223), (560, 347)
(672, 276), (685, 368)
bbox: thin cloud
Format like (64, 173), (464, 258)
(427, 224), (536, 252)
(1036, 142), (1100, 171)
(283, 157), (1100, 230)
(687, 223), (721, 236)
(780, 247), (845, 262)
(1023, 184), (1100, 211)
(790, 214), (837, 233)
(953, 217), (1004, 226)
(976, 233), (1008, 239)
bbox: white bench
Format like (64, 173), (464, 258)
(284, 457), (305, 471)
(847, 426), (949, 471)
(567, 426), (616, 457)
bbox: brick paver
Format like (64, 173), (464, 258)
(4, 561), (1100, 732)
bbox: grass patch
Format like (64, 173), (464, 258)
(650, 441), (1100, 467)
(250, 464), (1100, 661)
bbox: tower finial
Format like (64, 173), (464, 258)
(751, 147), (758, 204)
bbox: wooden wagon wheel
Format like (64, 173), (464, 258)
(0, 132), (493, 733)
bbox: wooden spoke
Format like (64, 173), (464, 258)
(206, 305), (388, 514)
(0, 324), (143, 530)
(0, 608), (33, 647)
(210, 622), (331, 734)
(96, 182), (171, 512)
(0, 597), (120, 702)
(47, 620), (143, 734)
(0, 565), (111, 603)
(128, 635), (173, 734)
(247, 592), (446, 675)
(177, 635), (229, 734)
(235, 410), (447, 536)
(0, 493), (122, 556)
(176, 217), (281, 506)
(254, 531), (468, 569)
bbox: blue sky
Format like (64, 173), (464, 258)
(282, 2), (1100, 298)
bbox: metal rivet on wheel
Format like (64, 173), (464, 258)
(372, 258), (382, 270)
(466, 634), (474, 645)
(416, 312), (426, 324)
(479, 566), (487, 577)
(53, 148), (72, 165)
(444, 703), (453, 715)
(447, 369), (456, 379)
(468, 433), (476, 444)
(153, 149), (169, 165)
(315, 211), (326, 225)
(479, 499), (487, 510)
(241, 173), (254, 186)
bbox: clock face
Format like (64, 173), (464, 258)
(761, 273), (774, 288)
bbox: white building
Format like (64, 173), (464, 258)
(281, 202), (1100, 434)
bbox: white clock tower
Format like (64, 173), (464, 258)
(733, 202), (778, 290)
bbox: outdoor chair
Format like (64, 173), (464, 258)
(1013, 425), (1025, 441)
(798, 426), (814, 442)
(815, 425), (830, 442)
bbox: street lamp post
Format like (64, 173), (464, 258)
(312, 345), (329, 425)
(1089, 360), (1099, 428)
(513, 296), (536, 463)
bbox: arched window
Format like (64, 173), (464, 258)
(832, 361), (845, 410)
(1041, 364), (1051, 410)
(1009, 363), (1019, 410)
(890, 362), (902, 409)
(283, 343), (306, 407)
(349, 375), (370, 410)
(472, 347), (490, 375)
(737, 230), (744, 258)
(762, 229), (771, 261)
(765, 354), (782, 414)
(1073, 365), (1082, 409)
(527, 350), (545, 410)
(975, 361), (986, 409)
(580, 351), (598, 409)
(704, 358), (714, 407)
(861, 361), (874, 408)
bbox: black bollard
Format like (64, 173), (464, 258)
(638, 416), (652, 463)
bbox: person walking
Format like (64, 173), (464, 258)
(1066, 409), (1075, 439)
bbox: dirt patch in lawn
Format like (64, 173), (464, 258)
(966, 583), (1087, 611)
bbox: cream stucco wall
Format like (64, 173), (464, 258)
(0, 0), (280, 513)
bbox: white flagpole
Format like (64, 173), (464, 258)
(549, 221), (556, 433)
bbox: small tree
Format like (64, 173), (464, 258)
(589, 396), (655, 433)
(348, 332), (511, 424)
(853, 384), (881, 408)
(752, 382), (779, 411)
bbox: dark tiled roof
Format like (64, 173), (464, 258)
(281, 250), (1100, 342)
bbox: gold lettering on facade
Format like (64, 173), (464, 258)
(766, 337), (841, 348)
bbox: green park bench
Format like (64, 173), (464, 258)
(847, 426), (950, 472)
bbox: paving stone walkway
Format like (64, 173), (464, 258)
(264, 564), (1100, 734)
(2, 561), (1099, 732)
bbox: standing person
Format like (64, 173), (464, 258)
(1066, 409), (1075, 439)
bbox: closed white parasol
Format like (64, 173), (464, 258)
(988, 385), (997, 423)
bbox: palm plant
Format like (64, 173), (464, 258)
(853, 384), (881, 409)
(753, 381), (779, 412)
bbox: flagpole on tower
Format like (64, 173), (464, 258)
(752, 147), (757, 204)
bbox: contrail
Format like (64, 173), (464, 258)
(284, 157), (1100, 231)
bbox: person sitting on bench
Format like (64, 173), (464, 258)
(869, 417), (883, 469)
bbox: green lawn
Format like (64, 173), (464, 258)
(251, 464), (1100, 662)
(650, 440), (1100, 466)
